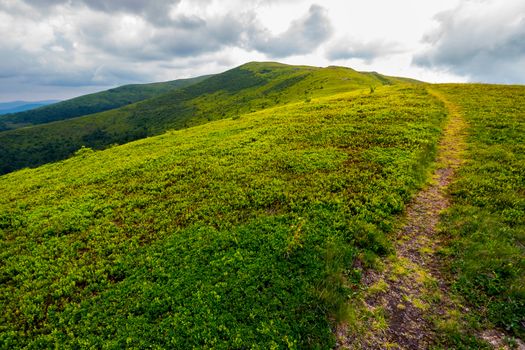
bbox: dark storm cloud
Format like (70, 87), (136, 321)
(80, 0), (178, 14)
(73, 11), (246, 60)
(326, 38), (403, 62)
(0, 44), (149, 87)
(79, 0), (183, 26)
(413, 0), (525, 83)
(0, 76), (102, 101)
(247, 5), (332, 57)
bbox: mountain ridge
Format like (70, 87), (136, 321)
(0, 62), (418, 175)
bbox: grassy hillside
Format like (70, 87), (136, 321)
(0, 75), (211, 131)
(0, 62), (417, 175)
(436, 85), (525, 339)
(0, 84), (446, 348)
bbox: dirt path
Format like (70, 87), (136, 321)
(336, 87), (468, 349)
(337, 88), (525, 349)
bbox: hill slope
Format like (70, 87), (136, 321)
(0, 75), (211, 131)
(0, 84), (446, 348)
(0, 62), (417, 175)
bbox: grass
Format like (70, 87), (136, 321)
(436, 84), (525, 340)
(0, 84), (445, 348)
(0, 62), (418, 175)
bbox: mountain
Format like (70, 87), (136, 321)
(0, 62), (523, 348)
(0, 75), (212, 131)
(0, 100), (59, 115)
(0, 62), (419, 174)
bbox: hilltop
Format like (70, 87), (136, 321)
(0, 62), (417, 174)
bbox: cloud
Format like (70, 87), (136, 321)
(413, 0), (525, 83)
(73, 10), (246, 60)
(79, 0), (182, 26)
(326, 38), (404, 63)
(246, 5), (333, 57)
(17, 0), (183, 25)
(0, 0), (335, 99)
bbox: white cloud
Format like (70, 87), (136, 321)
(326, 38), (404, 63)
(246, 5), (333, 57)
(0, 0), (522, 101)
(413, 0), (525, 83)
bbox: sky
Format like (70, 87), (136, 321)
(1, 0), (524, 101)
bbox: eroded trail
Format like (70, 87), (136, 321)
(338, 88), (468, 349)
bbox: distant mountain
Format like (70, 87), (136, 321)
(0, 75), (212, 131)
(0, 100), (59, 115)
(0, 62), (419, 174)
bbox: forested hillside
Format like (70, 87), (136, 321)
(0, 75), (211, 131)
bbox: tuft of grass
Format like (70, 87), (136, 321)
(371, 307), (389, 331)
(412, 298), (429, 311)
(369, 278), (389, 295)
(390, 257), (411, 278)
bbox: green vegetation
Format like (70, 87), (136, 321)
(437, 84), (525, 339)
(0, 75), (211, 131)
(0, 62), (418, 175)
(2, 63), (522, 348)
(0, 85), (446, 348)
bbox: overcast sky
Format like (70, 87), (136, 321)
(1, 0), (524, 101)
